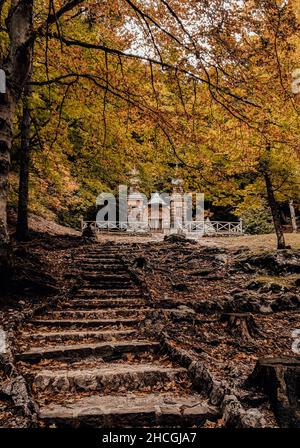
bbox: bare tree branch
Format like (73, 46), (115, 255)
(43, 33), (260, 109)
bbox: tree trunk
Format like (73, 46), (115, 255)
(246, 357), (300, 428)
(0, 89), (14, 282)
(0, 1), (33, 276)
(264, 171), (286, 249)
(0, 93), (13, 245)
(289, 199), (297, 233)
(220, 313), (263, 342)
(16, 84), (31, 241)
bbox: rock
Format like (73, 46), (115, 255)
(164, 234), (186, 243)
(133, 257), (147, 269)
(81, 225), (97, 243)
(237, 252), (300, 275)
(240, 408), (266, 428)
(229, 292), (262, 313)
(73, 374), (98, 391)
(193, 300), (224, 313)
(167, 306), (196, 322)
(177, 305), (196, 314)
(52, 376), (70, 392)
(188, 361), (214, 395)
(33, 374), (51, 392)
(203, 247), (226, 254)
(209, 381), (227, 406)
(164, 234), (196, 244)
(221, 395), (266, 428)
(248, 278), (291, 293)
(215, 254), (228, 264)
(259, 304), (273, 314)
(221, 394), (243, 427)
(172, 283), (188, 292)
(271, 294), (300, 312)
(0, 376), (37, 416)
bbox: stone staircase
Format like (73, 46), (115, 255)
(16, 246), (219, 427)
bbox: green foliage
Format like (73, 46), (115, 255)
(241, 200), (274, 235)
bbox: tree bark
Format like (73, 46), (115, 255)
(0, 1), (33, 274)
(264, 170), (286, 249)
(16, 83), (31, 241)
(220, 313), (262, 342)
(246, 357), (300, 428)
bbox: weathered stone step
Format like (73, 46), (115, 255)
(75, 289), (141, 298)
(29, 318), (141, 328)
(81, 282), (135, 290)
(76, 261), (123, 268)
(39, 393), (219, 427)
(44, 309), (150, 319)
(70, 295), (144, 302)
(59, 299), (146, 309)
(76, 259), (124, 265)
(76, 266), (127, 273)
(76, 256), (120, 262)
(17, 340), (159, 363)
(21, 329), (137, 343)
(31, 364), (187, 393)
(82, 274), (132, 282)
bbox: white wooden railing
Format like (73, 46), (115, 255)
(183, 221), (243, 234)
(81, 220), (243, 235)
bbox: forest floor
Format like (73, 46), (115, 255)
(95, 231), (300, 250)
(0, 217), (299, 428)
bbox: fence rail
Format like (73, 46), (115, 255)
(81, 220), (243, 235)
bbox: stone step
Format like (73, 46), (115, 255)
(75, 289), (142, 298)
(82, 274), (132, 282)
(76, 266), (127, 273)
(43, 309), (150, 319)
(17, 340), (159, 363)
(39, 393), (219, 427)
(76, 257), (120, 262)
(59, 299), (146, 309)
(21, 329), (137, 343)
(29, 318), (142, 329)
(31, 364), (187, 393)
(80, 282), (135, 290)
(76, 259), (124, 265)
(70, 295), (144, 302)
(76, 261), (123, 267)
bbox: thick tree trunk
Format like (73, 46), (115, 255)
(0, 90), (14, 282)
(264, 171), (286, 249)
(246, 357), (300, 428)
(16, 84), (31, 241)
(0, 0), (33, 276)
(0, 94), (13, 245)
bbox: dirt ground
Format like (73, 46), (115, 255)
(95, 231), (300, 250)
(0, 219), (299, 428)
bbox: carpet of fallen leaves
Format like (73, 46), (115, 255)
(1, 228), (300, 428)
(120, 238), (299, 424)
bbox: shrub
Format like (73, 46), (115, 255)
(241, 201), (274, 234)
